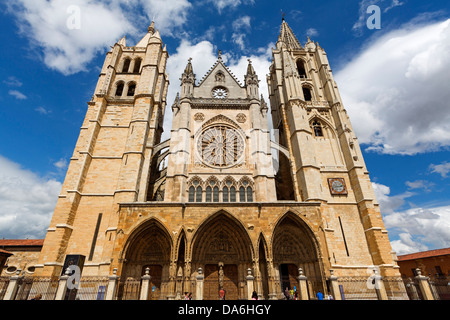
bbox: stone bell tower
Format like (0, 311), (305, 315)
(35, 22), (169, 277)
(267, 19), (399, 276)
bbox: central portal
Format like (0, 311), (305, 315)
(192, 211), (253, 300)
(204, 264), (239, 300)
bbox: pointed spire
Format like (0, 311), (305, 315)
(184, 58), (194, 75)
(246, 59), (256, 76)
(172, 93), (180, 113)
(279, 20), (303, 50)
(148, 21), (155, 34)
(118, 36), (126, 46)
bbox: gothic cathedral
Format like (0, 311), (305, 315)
(34, 20), (403, 300)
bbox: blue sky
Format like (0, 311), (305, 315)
(0, 0), (449, 255)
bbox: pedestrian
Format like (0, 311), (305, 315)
(188, 292), (193, 300)
(316, 290), (324, 300)
(252, 290), (258, 300)
(294, 290), (298, 300)
(184, 292), (189, 300)
(289, 288), (294, 300)
(284, 287), (290, 300)
(219, 287), (226, 300)
(328, 294), (334, 300)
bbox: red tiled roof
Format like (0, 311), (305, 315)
(0, 249), (13, 256)
(397, 248), (450, 261)
(0, 239), (44, 247)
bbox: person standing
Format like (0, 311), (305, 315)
(219, 288), (226, 300)
(316, 291), (324, 300)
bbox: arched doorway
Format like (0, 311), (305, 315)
(191, 211), (253, 300)
(121, 219), (172, 300)
(258, 236), (270, 300)
(272, 212), (324, 298)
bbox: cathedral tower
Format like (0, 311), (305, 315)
(35, 23), (169, 277)
(267, 19), (398, 275)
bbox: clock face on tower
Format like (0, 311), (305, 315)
(196, 125), (245, 168)
(212, 87), (228, 99)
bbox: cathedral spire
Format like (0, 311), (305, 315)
(246, 59), (256, 76)
(184, 58), (194, 75)
(148, 21), (155, 35)
(278, 20), (303, 50)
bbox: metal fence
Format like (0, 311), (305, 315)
(117, 278), (141, 300)
(384, 277), (409, 300)
(338, 277), (378, 300)
(430, 277), (450, 300)
(15, 277), (59, 300)
(74, 277), (109, 300)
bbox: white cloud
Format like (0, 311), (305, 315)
(35, 106), (52, 115)
(54, 158), (68, 170)
(0, 156), (62, 239)
(6, 0), (136, 75)
(384, 0), (404, 13)
(8, 90), (27, 100)
(3, 76), (23, 87)
(206, 0), (254, 14)
(336, 19), (450, 155)
(373, 182), (450, 255)
(139, 0), (192, 35)
(306, 28), (319, 37)
(429, 162), (450, 178)
(231, 16), (252, 51)
(405, 180), (434, 192)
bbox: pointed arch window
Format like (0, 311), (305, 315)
(247, 187), (253, 202)
(213, 186), (219, 202)
(206, 187), (212, 202)
(127, 83), (136, 96)
(196, 186), (203, 203)
(297, 60), (307, 78)
(115, 82), (124, 97)
(239, 187), (246, 202)
(230, 187), (236, 202)
(189, 186), (195, 203)
(122, 58), (131, 73)
(313, 120), (324, 137)
(133, 58), (142, 73)
(303, 87), (312, 102)
(223, 187), (229, 203)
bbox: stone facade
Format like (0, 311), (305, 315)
(33, 20), (403, 300)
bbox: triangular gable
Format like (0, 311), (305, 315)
(197, 57), (243, 88)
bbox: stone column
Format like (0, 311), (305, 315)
(297, 268), (309, 300)
(415, 268), (435, 300)
(196, 268), (204, 301)
(140, 267), (152, 300)
(55, 269), (71, 300)
(246, 268), (255, 300)
(328, 270), (342, 300)
(105, 268), (119, 300)
(3, 269), (23, 300)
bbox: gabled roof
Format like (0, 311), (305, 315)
(397, 247), (450, 261)
(0, 239), (45, 247)
(197, 53), (243, 87)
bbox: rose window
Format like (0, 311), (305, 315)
(197, 125), (245, 168)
